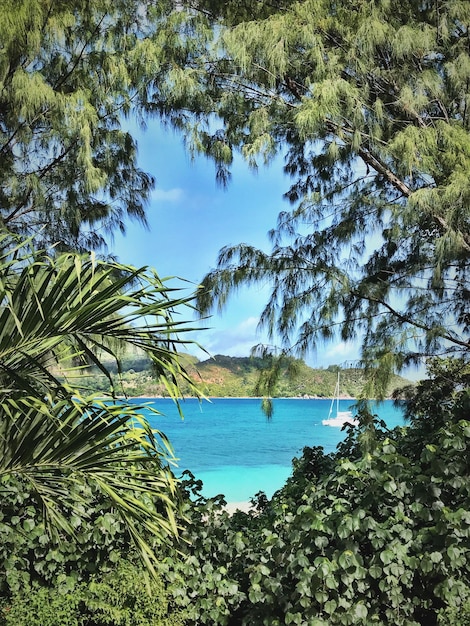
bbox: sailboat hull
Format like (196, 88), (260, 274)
(322, 412), (358, 427)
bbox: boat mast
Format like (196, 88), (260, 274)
(336, 372), (340, 417)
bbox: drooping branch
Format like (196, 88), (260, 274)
(353, 289), (470, 352)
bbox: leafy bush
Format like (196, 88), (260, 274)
(0, 559), (184, 626)
(0, 473), (134, 595)
(158, 359), (470, 626)
(438, 596), (470, 625)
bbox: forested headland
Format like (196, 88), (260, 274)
(91, 352), (410, 398)
(0, 1), (469, 625)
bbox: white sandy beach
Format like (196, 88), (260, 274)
(224, 501), (254, 514)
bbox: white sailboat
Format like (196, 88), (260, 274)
(322, 372), (358, 427)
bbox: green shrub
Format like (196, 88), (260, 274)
(0, 586), (81, 626)
(158, 360), (470, 626)
(0, 474), (130, 595)
(438, 597), (470, 625)
(0, 559), (185, 626)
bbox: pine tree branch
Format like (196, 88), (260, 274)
(354, 290), (470, 351)
(4, 142), (77, 225)
(54, 14), (107, 93)
(321, 126), (470, 254)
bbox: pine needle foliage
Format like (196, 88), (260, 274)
(170, 0), (470, 395)
(0, 0), (215, 250)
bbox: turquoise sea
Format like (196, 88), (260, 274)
(130, 398), (406, 502)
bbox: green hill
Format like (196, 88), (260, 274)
(184, 355), (410, 398)
(87, 352), (411, 398)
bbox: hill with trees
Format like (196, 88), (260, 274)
(95, 353), (410, 398)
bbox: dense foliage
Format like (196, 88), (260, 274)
(154, 359), (470, 626)
(1, 559), (184, 626)
(184, 0), (470, 393)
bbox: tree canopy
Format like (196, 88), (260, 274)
(177, 0), (470, 390)
(4, 0), (469, 383)
(0, 0), (213, 251)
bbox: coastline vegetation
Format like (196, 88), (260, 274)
(86, 352), (411, 399)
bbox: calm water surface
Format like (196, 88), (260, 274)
(129, 398), (405, 502)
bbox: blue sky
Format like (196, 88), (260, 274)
(111, 120), (363, 368)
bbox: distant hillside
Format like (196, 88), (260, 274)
(184, 355), (410, 398)
(86, 352), (412, 398)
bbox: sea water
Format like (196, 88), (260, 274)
(129, 397), (406, 502)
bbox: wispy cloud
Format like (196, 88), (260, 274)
(190, 317), (264, 360)
(151, 187), (184, 202)
(323, 341), (360, 365)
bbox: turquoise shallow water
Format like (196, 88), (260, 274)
(130, 398), (405, 502)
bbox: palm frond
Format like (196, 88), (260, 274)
(0, 233), (203, 399)
(0, 393), (179, 574)
(0, 233), (205, 575)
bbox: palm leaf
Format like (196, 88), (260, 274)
(0, 393), (180, 575)
(0, 233), (206, 575)
(0, 233), (204, 398)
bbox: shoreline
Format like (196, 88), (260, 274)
(120, 394), (358, 401)
(224, 501), (254, 515)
